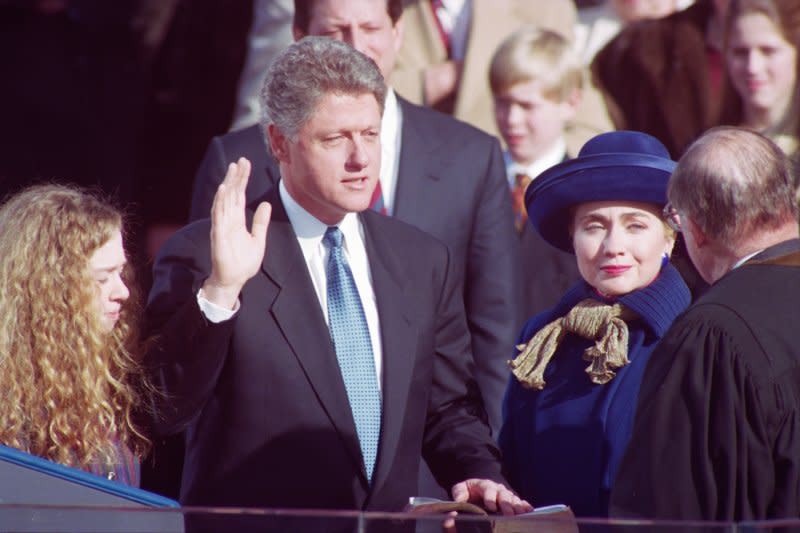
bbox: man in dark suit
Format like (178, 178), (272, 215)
(189, 0), (518, 438)
(148, 36), (529, 515)
(611, 127), (800, 521)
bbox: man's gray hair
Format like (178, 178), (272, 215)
(669, 127), (798, 249)
(260, 36), (387, 139)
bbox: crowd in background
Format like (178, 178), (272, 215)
(3, 0), (799, 263)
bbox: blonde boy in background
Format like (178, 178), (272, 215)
(490, 27), (583, 326)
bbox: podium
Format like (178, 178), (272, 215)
(0, 444), (183, 532)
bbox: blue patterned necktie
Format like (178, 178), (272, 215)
(323, 226), (381, 482)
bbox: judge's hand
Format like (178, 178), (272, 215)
(202, 157), (272, 309)
(451, 479), (532, 516)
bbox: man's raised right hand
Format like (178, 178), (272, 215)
(202, 157), (272, 310)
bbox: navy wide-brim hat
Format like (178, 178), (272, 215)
(526, 130), (676, 252)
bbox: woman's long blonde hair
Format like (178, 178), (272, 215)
(0, 184), (150, 469)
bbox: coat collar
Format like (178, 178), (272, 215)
(393, 97), (446, 219)
(551, 262), (691, 339)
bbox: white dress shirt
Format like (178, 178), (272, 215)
(733, 249), (764, 269)
(198, 181), (384, 387)
(380, 89), (402, 215)
(505, 137), (567, 188)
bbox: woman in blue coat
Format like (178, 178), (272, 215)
(499, 131), (691, 517)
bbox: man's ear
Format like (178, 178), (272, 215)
(685, 216), (707, 248)
(392, 13), (405, 53)
(566, 87), (582, 110)
(267, 124), (290, 164)
(560, 87), (582, 122)
(292, 26), (305, 42)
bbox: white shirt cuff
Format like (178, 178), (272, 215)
(197, 288), (239, 323)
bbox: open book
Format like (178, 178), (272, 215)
(405, 497), (578, 533)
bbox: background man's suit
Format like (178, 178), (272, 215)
(147, 186), (505, 509)
(508, 154), (581, 325)
(190, 96), (518, 435)
(516, 216), (581, 325)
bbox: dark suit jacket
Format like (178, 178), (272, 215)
(510, 155), (581, 328)
(147, 187), (506, 510)
(189, 96), (518, 434)
(516, 223), (581, 328)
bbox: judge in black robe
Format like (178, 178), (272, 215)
(610, 127), (800, 521)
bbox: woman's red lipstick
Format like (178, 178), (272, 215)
(601, 265), (631, 275)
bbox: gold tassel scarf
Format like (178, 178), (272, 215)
(509, 299), (638, 390)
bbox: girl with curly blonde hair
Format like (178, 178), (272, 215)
(0, 184), (151, 486)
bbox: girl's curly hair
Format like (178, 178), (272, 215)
(0, 184), (151, 471)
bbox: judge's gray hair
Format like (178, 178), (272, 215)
(260, 36), (387, 140)
(669, 127), (798, 249)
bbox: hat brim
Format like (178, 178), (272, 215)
(526, 154), (676, 253)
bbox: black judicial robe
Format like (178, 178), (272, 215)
(610, 239), (800, 521)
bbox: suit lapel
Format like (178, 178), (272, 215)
(359, 213), (418, 494)
(393, 98), (444, 221)
(260, 194), (419, 494)
(261, 188), (366, 481)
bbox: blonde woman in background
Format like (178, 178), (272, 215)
(0, 184), (152, 486)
